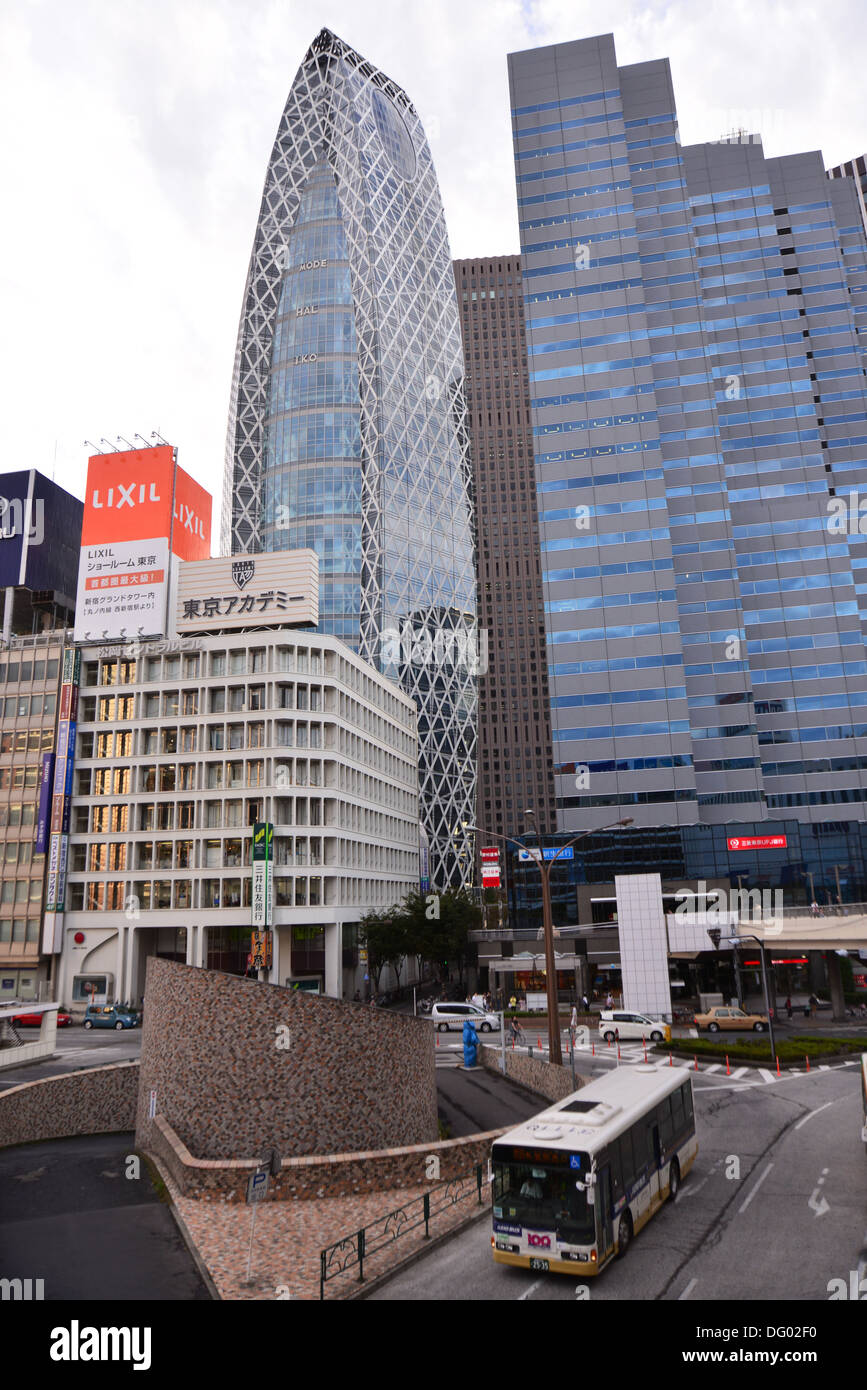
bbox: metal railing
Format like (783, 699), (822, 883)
(319, 1165), (486, 1299)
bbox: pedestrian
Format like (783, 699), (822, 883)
(570, 1003), (578, 1031)
(808, 992), (818, 1017)
(785, 995), (792, 1019)
(810, 900), (819, 917)
(605, 992), (613, 1009)
(509, 994), (517, 1011)
(581, 993), (589, 1013)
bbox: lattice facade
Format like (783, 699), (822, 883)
(223, 28), (477, 887)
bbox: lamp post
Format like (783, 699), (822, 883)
(725, 931), (776, 1063)
(468, 814), (633, 1065)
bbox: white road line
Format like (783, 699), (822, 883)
(678, 1277), (698, 1300)
(739, 1162), (774, 1214)
(818, 1064), (830, 1071)
(703, 1063), (721, 1074)
(731, 1067), (749, 1079)
(794, 1100), (835, 1131)
(758, 1068), (776, 1084)
(518, 1279), (542, 1301)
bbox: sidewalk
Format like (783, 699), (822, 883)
(156, 1162), (489, 1301)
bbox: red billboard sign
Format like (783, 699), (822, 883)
(727, 836), (787, 851)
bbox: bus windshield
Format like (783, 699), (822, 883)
(492, 1156), (596, 1244)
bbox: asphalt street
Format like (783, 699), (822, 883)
(0, 1026), (142, 1091)
(370, 1062), (867, 1301)
(0, 1133), (210, 1300)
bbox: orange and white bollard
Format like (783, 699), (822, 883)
(643, 1039), (647, 1062)
(776, 1054), (781, 1077)
(592, 1042), (595, 1057)
(668, 1052), (673, 1066)
(805, 1054), (810, 1072)
(617, 1042), (621, 1060)
(694, 1055), (698, 1071)
(725, 1054), (730, 1076)
(538, 1035), (542, 1051)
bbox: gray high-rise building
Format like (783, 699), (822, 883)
(223, 28), (477, 888)
(507, 32), (867, 890)
(453, 255), (556, 896)
(828, 154), (867, 240)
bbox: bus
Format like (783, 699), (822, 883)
(491, 1063), (698, 1276)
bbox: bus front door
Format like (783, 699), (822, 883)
(596, 1166), (613, 1259)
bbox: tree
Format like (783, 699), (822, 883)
(360, 906), (408, 992)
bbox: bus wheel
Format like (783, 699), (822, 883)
(617, 1211), (633, 1258)
(668, 1159), (680, 1199)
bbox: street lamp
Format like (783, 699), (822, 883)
(724, 931), (777, 1063)
(468, 814), (634, 1065)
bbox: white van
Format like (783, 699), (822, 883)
(598, 1010), (671, 1043)
(430, 1002), (499, 1033)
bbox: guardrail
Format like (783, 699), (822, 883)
(319, 1165), (486, 1299)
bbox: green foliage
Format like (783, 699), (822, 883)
(656, 1033), (867, 1064)
(364, 888), (482, 987)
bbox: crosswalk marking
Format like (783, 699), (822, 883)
(731, 1066), (749, 1079)
(703, 1063), (721, 1074)
(758, 1068), (776, 1084)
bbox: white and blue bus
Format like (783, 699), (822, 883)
(491, 1063), (698, 1276)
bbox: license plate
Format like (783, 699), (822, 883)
(529, 1258), (549, 1272)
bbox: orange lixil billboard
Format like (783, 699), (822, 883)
(81, 446), (212, 557)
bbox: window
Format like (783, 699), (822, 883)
(209, 726), (224, 751)
(162, 691), (179, 717)
(143, 693), (159, 718)
(210, 652), (226, 676)
(229, 687), (245, 711)
(248, 686), (264, 710)
(228, 724), (244, 750)
(161, 728), (178, 754)
(177, 801), (195, 829)
(210, 687), (226, 713)
(229, 650), (245, 674)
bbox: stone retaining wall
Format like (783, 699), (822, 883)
(136, 959), (438, 1159)
(478, 1044), (583, 1102)
(0, 1061), (139, 1149)
(146, 1113), (507, 1201)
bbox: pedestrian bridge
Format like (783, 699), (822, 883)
(731, 904), (867, 951)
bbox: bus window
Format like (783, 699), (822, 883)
(659, 1095), (675, 1147)
(681, 1083), (694, 1123)
(671, 1086), (685, 1135)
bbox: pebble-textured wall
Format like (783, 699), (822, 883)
(148, 1113), (505, 1201)
(135, 959), (438, 1159)
(478, 1044), (584, 1102)
(0, 1062), (138, 1149)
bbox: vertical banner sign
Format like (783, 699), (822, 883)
(43, 648), (80, 949)
(419, 822), (430, 895)
(251, 822), (274, 929)
(36, 753), (55, 853)
(481, 846), (501, 889)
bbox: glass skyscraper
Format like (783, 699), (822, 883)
(507, 32), (867, 890)
(224, 28), (477, 888)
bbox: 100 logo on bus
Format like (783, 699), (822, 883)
(527, 1234), (551, 1249)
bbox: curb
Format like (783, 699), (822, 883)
(144, 1150), (221, 1301)
(343, 1201), (492, 1300)
(657, 1046), (863, 1070)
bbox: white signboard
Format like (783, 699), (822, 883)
(175, 549), (318, 633)
(74, 536), (169, 643)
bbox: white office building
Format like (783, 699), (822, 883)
(58, 626), (420, 1006)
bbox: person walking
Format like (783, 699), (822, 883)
(581, 993), (589, 1013)
(508, 1015), (525, 1046)
(808, 992), (819, 1018)
(784, 995), (792, 1019)
(605, 992), (613, 1009)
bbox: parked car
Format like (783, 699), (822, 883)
(598, 1010), (671, 1043)
(430, 1002), (499, 1033)
(12, 1010), (72, 1027)
(83, 1004), (140, 1031)
(694, 1005), (767, 1033)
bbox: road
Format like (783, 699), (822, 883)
(0, 1133), (210, 1299)
(0, 1026), (142, 1091)
(370, 1062), (867, 1301)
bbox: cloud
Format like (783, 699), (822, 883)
(1, 0), (864, 545)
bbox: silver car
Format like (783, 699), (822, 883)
(430, 1002), (499, 1033)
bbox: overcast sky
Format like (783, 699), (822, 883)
(2, 0), (865, 545)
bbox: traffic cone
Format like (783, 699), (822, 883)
(725, 1055), (730, 1076)
(805, 1054), (810, 1072)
